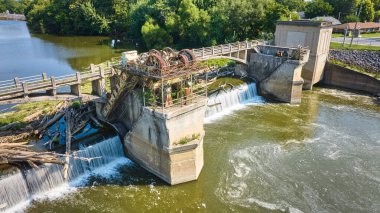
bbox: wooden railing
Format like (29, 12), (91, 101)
(0, 61), (118, 101)
(192, 40), (258, 59)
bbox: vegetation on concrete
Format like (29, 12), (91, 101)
(199, 58), (236, 68)
(208, 77), (246, 92)
(178, 133), (200, 145)
(330, 42), (380, 51)
(330, 59), (380, 80)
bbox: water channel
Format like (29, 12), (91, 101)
(1, 21), (380, 213)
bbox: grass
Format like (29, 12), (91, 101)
(0, 101), (61, 128)
(359, 33), (380, 38)
(81, 78), (111, 94)
(332, 33), (380, 38)
(330, 42), (380, 51)
(199, 58), (236, 68)
(178, 133), (201, 145)
(330, 59), (380, 80)
(208, 77), (246, 92)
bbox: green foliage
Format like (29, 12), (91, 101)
(330, 59), (380, 79)
(360, 0), (375, 22)
(375, 10), (380, 22)
(0, 101), (60, 128)
(0, 0), (28, 14)
(305, 0), (334, 18)
(330, 42), (380, 51)
(178, 133), (200, 145)
(343, 14), (360, 23)
(141, 17), (172, 49)
(71, 100), (81, 109)
(199, 58), (235, 67)
(325, 0), (360, 18)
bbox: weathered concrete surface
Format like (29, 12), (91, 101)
(329, 50), (380, 74)
(275, 21), (333, 90)
(108, 90), (206, 185)
(322, 62), (380, 95)
(247, 45), (309, 104)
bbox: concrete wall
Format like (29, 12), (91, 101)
(247, 45), (309, 104)
(322, 62), (380, 95)
(275, 21), (333, 90)
(111, 89), (206, 185)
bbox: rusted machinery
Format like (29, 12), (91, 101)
(130, 48), (197, 77)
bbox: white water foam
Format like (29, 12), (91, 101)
(205, 82), (264, 123)
(0, 136), (131, 213)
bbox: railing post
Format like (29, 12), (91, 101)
(90, 64), (96, 73)
(14, 77), (20, 88)
(221, 45), (224, 54)
(107, 61), (111, 68)
(42, 73), (48, 81)
(245, 41), (249, 49)
(212, 46), (214, 55)
(76, 72), (81, 84)
(48, 76), (57, 96)
(99, 67), (105, 78)
(202, 47), (205, 57)
(22, 82), (28, 97)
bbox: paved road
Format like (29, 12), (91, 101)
(332, 37), (380, 46)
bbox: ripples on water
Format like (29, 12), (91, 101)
(215, 90), (380, 212)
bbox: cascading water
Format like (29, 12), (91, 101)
(0, 136), (125, 212)
(205, 82), (264, 119)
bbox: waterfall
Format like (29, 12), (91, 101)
(0, 136), (125, 212)
(205, 82), (264, 119)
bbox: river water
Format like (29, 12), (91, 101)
(1, 21), (380, 213)
(0, 21), (127, 80)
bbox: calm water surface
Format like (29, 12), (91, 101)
(26, 89), (380, 213)
(0, 21), (127, 80)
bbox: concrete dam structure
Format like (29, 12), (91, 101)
(95, 42), (310, 185)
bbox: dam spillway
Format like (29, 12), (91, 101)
(0, 136), (125, 212)
(206, 82), (264, 119)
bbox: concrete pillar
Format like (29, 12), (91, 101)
(113, 91), (207, 185)
(47, 76), (57, 96)
(275, 20), (333, 90)
(92, 79), (106, 97)
(22, 82), (28, 98)
(70, 72), (82, 96)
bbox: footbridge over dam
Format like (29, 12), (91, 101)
(0, 41), (310, 185)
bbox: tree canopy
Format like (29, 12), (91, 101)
(2, 0), (379, 49)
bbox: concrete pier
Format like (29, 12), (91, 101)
(275, 21), (333, 90)
(106, 90), (206, 185)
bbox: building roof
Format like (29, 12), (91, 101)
(312, 16), (341, 25)
(334, 22), (380, 30)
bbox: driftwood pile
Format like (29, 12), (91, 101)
(0, 100), (99, 170)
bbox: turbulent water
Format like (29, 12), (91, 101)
(0, 137), (127, 212)
(205, 82), (264, 120)
(16, 87), (378, 213)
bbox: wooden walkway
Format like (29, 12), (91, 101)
(0, 41), (259, 105)
(0, 63), (116, 105)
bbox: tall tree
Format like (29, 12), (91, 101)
(304, 0), (334, 18)
(359, 0), (375, 21)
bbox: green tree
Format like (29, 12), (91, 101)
(177, 0), (211, 46)
(275, 0), (306, 11)
(359, 0), (375, 22)
(325, 0), (360, 18)
(374, 10), (380, 22)
(141, 17), (172, 49)
(305, 0), (334, 18)
(344, 14), (360, 22)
